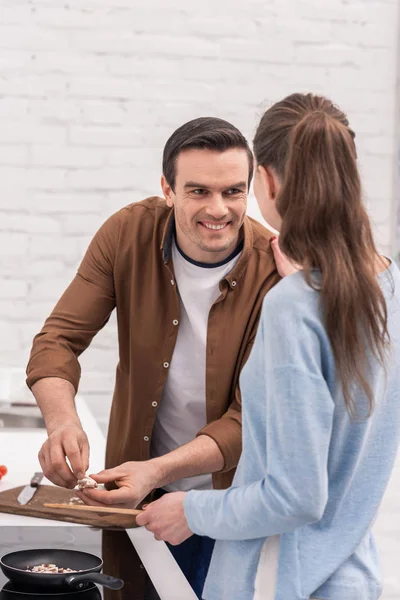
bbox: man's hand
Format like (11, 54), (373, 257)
(76, 460), (161, 509)
(136, 492), (193, 545)
(271, 236), (301, 278)
(38, 424), (89, 489)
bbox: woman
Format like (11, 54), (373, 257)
(135, 93), (400, 600)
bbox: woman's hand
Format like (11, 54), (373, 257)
(136, 492), (194, 546)
(271, 236), (301, 278)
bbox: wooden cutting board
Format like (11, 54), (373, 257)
(0, 485), (138, 529)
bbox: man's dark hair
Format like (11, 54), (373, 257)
(162, 117), (254, 191)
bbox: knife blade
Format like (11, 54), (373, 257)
(17, 472), (44, 505)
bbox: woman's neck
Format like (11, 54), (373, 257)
(375, 254), (391, 275)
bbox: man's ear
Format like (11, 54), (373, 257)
(258, 165), (278, 202)
(161, 175), (174, 208)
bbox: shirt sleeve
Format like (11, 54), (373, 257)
(196, 384), (242, 473)
(26, 211), (121, 393)
(184, 281), (335, 540)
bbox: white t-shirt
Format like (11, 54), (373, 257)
(150, 238), (242, 492)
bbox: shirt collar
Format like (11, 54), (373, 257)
(160, 208), (175, 264)
(160, 209), (255, 289)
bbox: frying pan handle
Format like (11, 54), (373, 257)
(66, 573), (124, 590)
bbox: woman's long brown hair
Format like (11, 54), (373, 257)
(253, 93), (390, 416)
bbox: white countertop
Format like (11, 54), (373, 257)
(0, 395), (197, 600)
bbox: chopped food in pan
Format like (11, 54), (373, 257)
(25, 564), (83, 574)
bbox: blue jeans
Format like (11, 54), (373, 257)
(155, 489), (215, 599)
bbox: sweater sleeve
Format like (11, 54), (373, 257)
(26, 212), (120, 393)
(184, 278), (335, 540)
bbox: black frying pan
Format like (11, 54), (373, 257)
(0, 549), (124, 591)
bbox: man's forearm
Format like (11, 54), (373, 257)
(150, 435), (225, 489)
(31, 377), (81, 434)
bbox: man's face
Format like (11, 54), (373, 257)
(162, 148), (249, 264)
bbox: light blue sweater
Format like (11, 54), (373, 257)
(185, 261), (400, 600)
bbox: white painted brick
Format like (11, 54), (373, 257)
(19, 321), (50, 350)
(284, 20), (332, 44)
(27, 98), (83, 123)
(0, 50), (30, 72)
(180, 0), (273, 17)
(67, 168), (137, 190)
(0, 5), (36, 24)
(28, 51), (109, 76)
(106, 147), (160, 167)
(0, 233), (28, 256)
(61, 214), (104, 235)
(78, 344), (118, 372)
(71, 32), (219, 58)
(0, 300), (26, 320)
(328, 64), (392, 93)
(219, 38), (294, 63)
(330, 20), (396, 48)
(0, 123), (66, 145)
(33, 193), (104, 214)
(69, 126), (141, 147)
(0, 74), (69, 96)
(352, 113), (392, 136)
(23, 169), (69, 190)
(0, 98), (30, 119)
(104, 191), (144, 213)
(294, 44), (363, 66)
(0, 213), (61, 234)
(24, 260), (66, 278)
(109, 57), (182, 79)
(0, 147), (29, 166)
(67, 77), (141, 100)
(0, 321), (21, 353)
(0, 26), (70, 51)
(78, 370), (116, 395)
(0, 192), (35, 212)
(363, 136), (396, 156)
(0, 279), (28, 300)
(32, 146), (106, 168)
(179, 59), (254, 82)
(28, 234), (89, 265)
(335, 90), (390, 114)
(143, 80), (216, 104)
(34, 6), (111, 29)
(36, 6), (188, 34)
(78, 100), (134, 125)
(27, 275), (75, 302)
(185, 16), (259, 38)
(294, 1), (362, 22)
(0, 166), (25, 191)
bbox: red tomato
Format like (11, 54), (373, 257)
(0, 465), (7, 476)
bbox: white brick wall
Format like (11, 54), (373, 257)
(0, 1), (398, 421)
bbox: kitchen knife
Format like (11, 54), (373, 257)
(17, 472), (44, 505)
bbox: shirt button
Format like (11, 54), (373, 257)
(163, 361), (169, 368)
(170, 279), (175, 285)
(144, 436), (149, 442)
(231, 280), (237, 287)
(173, 319), (179, 326)
(152, 401), (158, 407)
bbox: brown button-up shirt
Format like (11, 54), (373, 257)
(27, 197), (279, 490)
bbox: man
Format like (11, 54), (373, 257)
(26, 117), (279, 599)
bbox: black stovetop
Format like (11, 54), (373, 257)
(0, 527), (138, 599)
